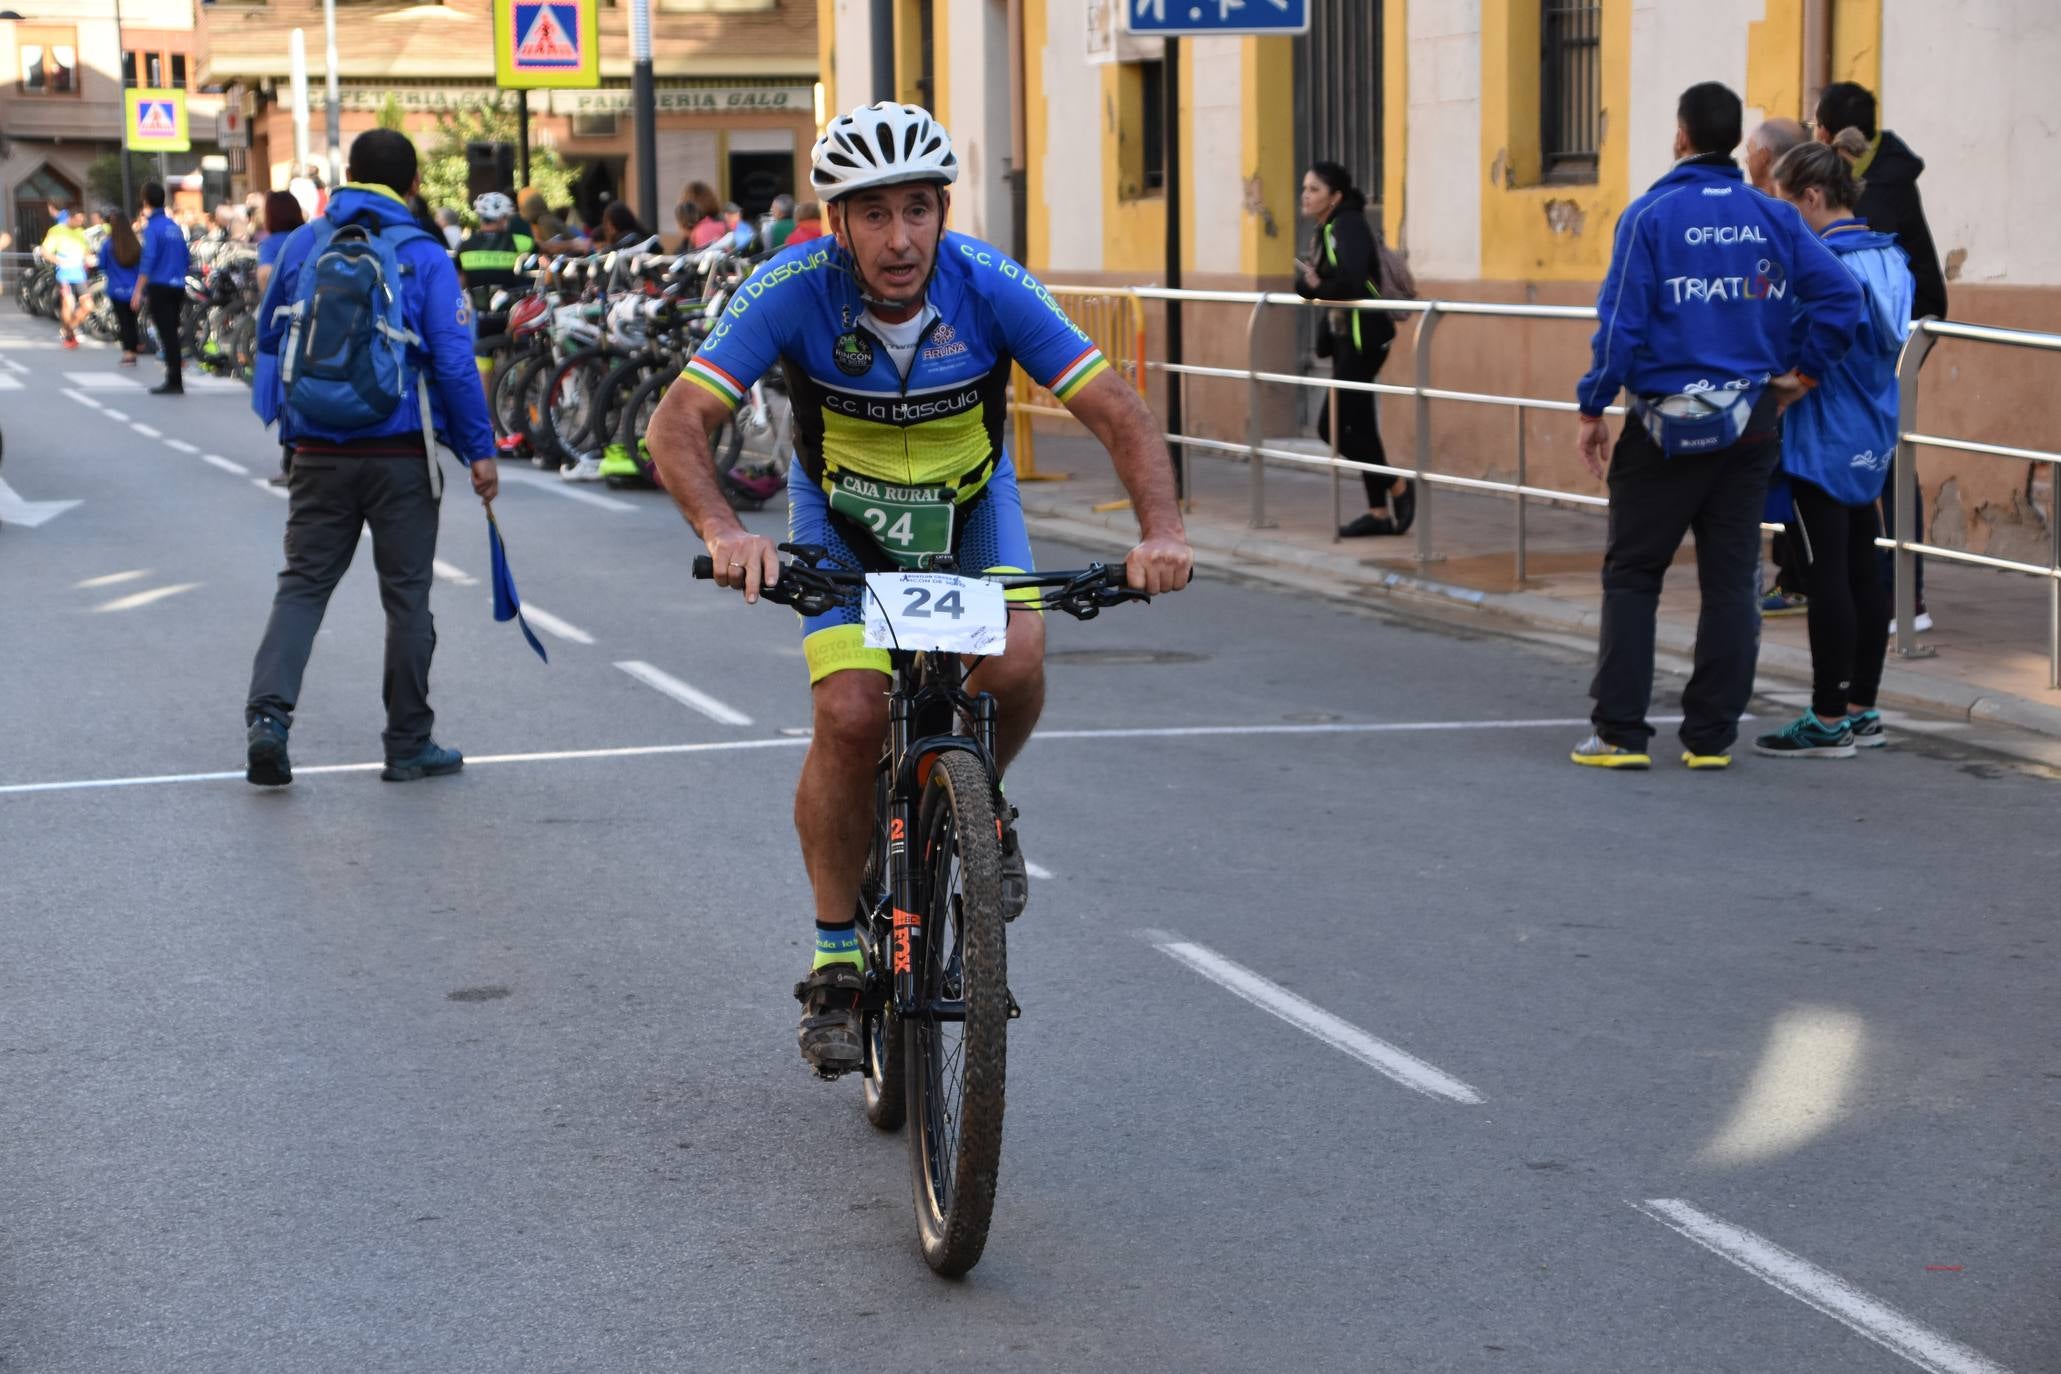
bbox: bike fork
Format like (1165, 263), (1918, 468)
(888, 694), (924, 1019)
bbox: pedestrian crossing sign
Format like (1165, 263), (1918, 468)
(494, 0), (599, 89)
(125, 88), (190, 153)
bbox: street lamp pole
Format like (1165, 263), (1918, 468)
(114, 0), (133, 213)
(323, 0), (342, 189)
(630, 0), (657, 230)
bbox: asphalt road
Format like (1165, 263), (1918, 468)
(2, 311), (2055, 1374)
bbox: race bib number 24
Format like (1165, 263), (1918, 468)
(861, 573), (1009, 655)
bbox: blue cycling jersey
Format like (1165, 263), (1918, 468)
(680, 231), (1109, 501)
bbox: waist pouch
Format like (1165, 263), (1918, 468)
(1636, 390), (1752, 457)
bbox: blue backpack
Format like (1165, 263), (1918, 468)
(277, 215), (435, 436)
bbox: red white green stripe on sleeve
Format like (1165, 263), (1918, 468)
(1046, 346), (1110, 403)
(683, 356), (746, 409)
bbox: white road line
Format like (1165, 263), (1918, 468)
(520, 604), (596, 645)
(93, 582), (201, 614)
(0, 374), (21, 391)
(432, 559), (478, 585)
(100, 407), (130, 422)
(202, 454), (249, 475)
(1632, 1200), (2010, 1374)
(1142, 932), (1485, 1104)
(498, 467), (637, 511)
(130, 422), (164, 438)
(60, 388), (104, 408)
(614, 660), (754, 725)
(61, 372), (141, 390)
(253, 478), (288, 499)
(163, 439), (199, 454)
(1023, 859), (1055, 880)
(0, 356), (27, 372)
(0, 717), (1688, 799)
(1037, 716), (1687, 741)
(74, 569), (152, 589)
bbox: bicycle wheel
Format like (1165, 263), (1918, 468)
(905, 749), (1008, 1276)
(491, 346), (543, 443)
(590, 354), (654, 457)
(539, 350), (611, 465)
(613, 368), (676, 487)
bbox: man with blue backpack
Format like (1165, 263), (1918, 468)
(242, 129), (499, 787)
(1569, 82), (1864, 773)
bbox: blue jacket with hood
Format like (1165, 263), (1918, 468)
(1777, 219), (1912, 507)
(1577, 156), (1864, 422)
(253, 184), (495, 462)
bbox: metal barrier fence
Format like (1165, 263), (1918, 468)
(1052, 286), (2059, 691)
(1009, 285), (1147, 481)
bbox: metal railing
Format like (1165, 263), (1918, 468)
(1092, 287), (2060, 690)
(1892, 318), (2061, 686)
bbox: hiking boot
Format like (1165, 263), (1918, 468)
(246, 713), (292, 787)
(794, 963), (865, 1077)
(381, 740), (464, 782)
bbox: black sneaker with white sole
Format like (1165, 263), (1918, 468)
(246, 713), (292, 786)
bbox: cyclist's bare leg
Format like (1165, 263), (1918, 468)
(796, 669), (890, 925)
(966, 608), (1046, 774)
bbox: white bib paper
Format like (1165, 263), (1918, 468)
(861, 572), (1009, 655)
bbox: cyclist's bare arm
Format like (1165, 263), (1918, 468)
(1061, 369), (1194, 594)
(646, 378), (783, 601)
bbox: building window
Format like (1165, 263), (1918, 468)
(123, 48), (193, 89)
(17, 29), (79, 95)
(1540, 0), (1600, 182)
(1139, 59), (1165, 194)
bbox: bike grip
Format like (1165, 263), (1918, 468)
(692, 556), (714, 580)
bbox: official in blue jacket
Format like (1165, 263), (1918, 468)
(242, 129), (500, 788)
(133, 182), (191, 394)
(1752, 135), (1914, 760)
(1570, 82), (1865, 772)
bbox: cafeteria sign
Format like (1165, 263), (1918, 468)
(494, 0), (600, 89)
(126, 88), (190, 153)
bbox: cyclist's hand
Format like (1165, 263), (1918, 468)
(706, 527), (781, 603)
(1124, 535), (1193, 594)
(469, 457), (499, 505)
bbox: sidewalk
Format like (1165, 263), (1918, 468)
(1015, 429), (2061, 747)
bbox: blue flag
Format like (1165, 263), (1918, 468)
(487, 507), (549, 663)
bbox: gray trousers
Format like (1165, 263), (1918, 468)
(246, 452), (441, 759)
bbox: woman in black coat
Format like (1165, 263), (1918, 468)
(1297, 161), (1412, 536)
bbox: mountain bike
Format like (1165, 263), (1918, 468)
(692, 545), (1145, 1276)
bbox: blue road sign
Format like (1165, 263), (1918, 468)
(1123, 0), (1309, 36)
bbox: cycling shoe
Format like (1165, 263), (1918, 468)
(794, 963), (866, 1078)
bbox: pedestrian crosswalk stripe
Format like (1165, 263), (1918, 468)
(62, 373), (143, 390)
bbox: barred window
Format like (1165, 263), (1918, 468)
(1540, 1), (1600, 182)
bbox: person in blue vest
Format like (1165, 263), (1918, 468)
(1752, 134), (1914, 759)
(1570, 82), (1864, 772)
(132, 183), (191, 394)
(242, 128), (500, 788)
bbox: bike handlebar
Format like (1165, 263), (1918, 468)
(690, 547), (1148, 621)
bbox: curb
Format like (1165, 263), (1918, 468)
(1023, 502), (2061, 747)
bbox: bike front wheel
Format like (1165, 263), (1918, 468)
(905, 749), (1008, 1276)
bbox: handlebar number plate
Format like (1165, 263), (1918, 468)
(861, 573), (1009, 655)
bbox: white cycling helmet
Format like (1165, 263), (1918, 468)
(810, 101), (959, 203)
(472, 191), (516, 222)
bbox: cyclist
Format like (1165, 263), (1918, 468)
(38, 209), (91, 349)
(456, 192), (536, 299)
(646, 101), (1193, 1075)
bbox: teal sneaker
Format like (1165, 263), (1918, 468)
(1753, 713), (1856, 759)
(1846, 709), (1886, 748)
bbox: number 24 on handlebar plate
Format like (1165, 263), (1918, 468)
(860, 572), (1008, 655)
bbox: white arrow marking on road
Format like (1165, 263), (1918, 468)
(75, 569), (152, 589)
(614, 660), (754, 725)
(518, 604), (595, 645)
(0, 374), (21, 391)
(1633, 1200), (2011, 1374)
(0, 356), (28, 372)
(94, 582), (201, 613)
(498, 466), (637, 511)
(433, 559), (479, 585)
(1142, 932), (1486, 1104)
(204, 454), (249, 475)
(0, 477), (82, 529)
(164, 439), (199, 454)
